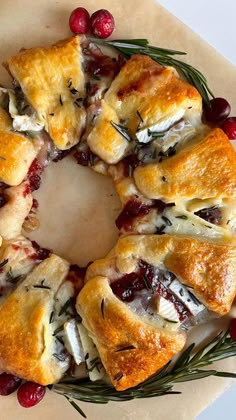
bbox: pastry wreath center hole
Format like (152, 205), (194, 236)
(28, 156), (121, 266)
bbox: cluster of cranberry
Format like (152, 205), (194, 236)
(203, 97), (236, 139)
(69, 7), (115, 39)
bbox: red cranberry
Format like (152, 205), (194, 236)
(203, 97), (231, 123)
(17, 382), (46, 408)
(230, 318), (236, 341)
(221, 117), (236, 140)
(90, 9), (115, 39)
(31, 240), (50, 261)
(27, 159), (44, 192)
(0, 373), (21, 396)
(69, 7), (90, 34)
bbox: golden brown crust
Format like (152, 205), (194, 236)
(87, 55), (202, 164)
(134, 128), (236, 201)
(87, 100), (129, 164)
(0, 181), (32, 239)
(0, 254), (70, 385)
(0, 107), (12, 130)
(77, 276), (186, 391)
(0, 131), (38, 185)
(7, 36), (86, 150)
(86, 235), (236, 315)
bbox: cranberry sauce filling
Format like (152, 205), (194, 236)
(111, 260), (191, 322)
(67, 263), (92, 293)
(30, 240), (51, 261)
(116, 199), (175, 231)
(27, 159), (44, 192)
(122, 153), (141, 177)
(84, 49), (125, 80)
(51, 149), (71, 163)
(73, 149), (96, 167)
(194, 206), (222, 225)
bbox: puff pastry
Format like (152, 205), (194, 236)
(77, 275), (186, 391)
(108, 128), (236, 238)
(87, 54), (202, 164)
(86, 234), (236, 317)
(0, 181), (32, 239)
(6, 36), (86, 150)
(77, 234), (236, 389)
(0, 254), (71, 385)
(134, 128), (236, 202)
(0, 128), (38, 186)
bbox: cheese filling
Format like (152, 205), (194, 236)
(110, 259), (206, 329)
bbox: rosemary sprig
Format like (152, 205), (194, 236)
(90, 38), (214, 104)
(53, 330), (236, 416)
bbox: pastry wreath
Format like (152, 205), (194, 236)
(0, 35), (235, 390)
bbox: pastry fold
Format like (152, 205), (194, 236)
(6, 36), (86, 150)
(0, 130), (38, 186)
(0, 181), (32, 239)
(77, 275), (186, 391)
(87, 54), (202, 164)
(134, 128), (236, 202)
(0, 254), (70, 385)
(86, 235), (236, 317)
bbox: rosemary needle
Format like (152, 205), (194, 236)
(54, 330), (236, 416)
(89, 38), (214, 104)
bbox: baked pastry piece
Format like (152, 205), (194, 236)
(0, 181), (32, 239)
(0, 253), (73, 385)
(0, 235), (39, 297)
(77, 275), (186, 391)
(87, 54), (202, 164)
(86, 234), (236, 319)
(0, 109), (39, 185)
(110, 128), (236, 238)
(6, 36), (86, 150)
(77, 233), (236, 390)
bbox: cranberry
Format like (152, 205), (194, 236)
(31, 240), (50, 261)
(221, 117), (236, 140)
(17, 382), (46, 408)
(27, 159), (44, 192)
(230, 318), (236, 341)
(115, 199), (150, 231)
(203, 97), (231, 123)
(194, 206), (222, 225)
(74, 149), (96, 167)
(90, 9), (115, 39)
(0, 373), (21, 396)
(51, 149), (70, 163)
(69, 7), (90, 34)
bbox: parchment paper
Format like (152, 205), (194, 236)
(0, 0), (236, 418)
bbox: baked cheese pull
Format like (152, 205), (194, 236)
(76, 234), (236, 390)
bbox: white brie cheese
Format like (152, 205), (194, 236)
(64, 319), (85, 365)
(169, 280), (205, 316)
(77, 323), (105, 381)
(156, 296), (179, 323)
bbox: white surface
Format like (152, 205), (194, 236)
(157, 1), (236, 419)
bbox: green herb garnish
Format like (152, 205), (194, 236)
(59, 297), (74, 317)
(92, 38), (215, 104)
(115, 345), (136, 352)
(53, 330), (236, 416)
(0, 259), (8, 269)
(101, 298), (105, 319)
(110, 120), (133, 142)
